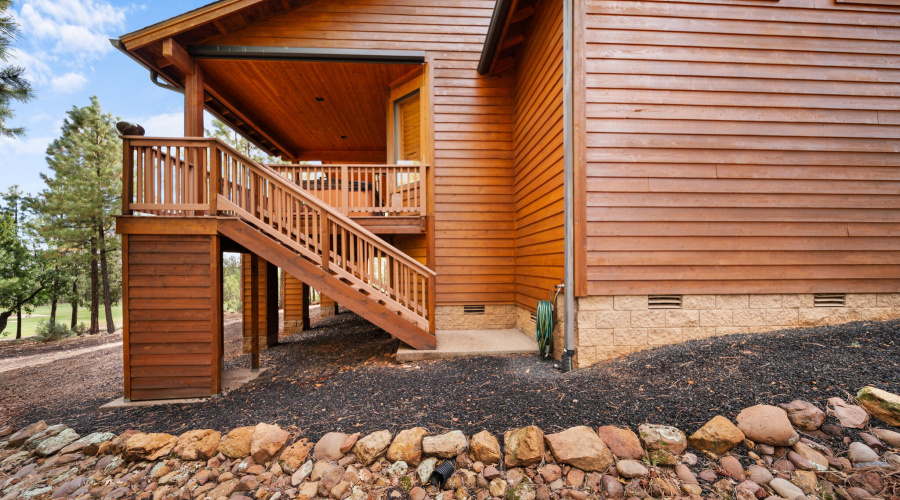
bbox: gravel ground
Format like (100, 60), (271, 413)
(1, 313), (898, 442)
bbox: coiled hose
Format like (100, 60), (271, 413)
(535, 287), (561, 357)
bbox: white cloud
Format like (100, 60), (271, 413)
(18, 0), (125, 60)
(10, 0), (127, 93)
(139, 112), (184, 137)
(50, 72), (89, 94)
(0, 134), (55, 156)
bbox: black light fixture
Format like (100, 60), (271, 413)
(315, 96), (325, 102)
(340, 135), (347, 139)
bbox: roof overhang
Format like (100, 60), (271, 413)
(477, 0), (538, 76)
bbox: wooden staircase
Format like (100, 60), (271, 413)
(122, 137), (436, 350)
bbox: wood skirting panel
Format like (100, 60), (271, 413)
(582, 0), (900, 295)
(207, 0), (517, 305)
(125, 233), (218, 400)
(513, 0), (564, 311)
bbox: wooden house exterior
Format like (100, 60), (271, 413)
(114, 0), (900, 399)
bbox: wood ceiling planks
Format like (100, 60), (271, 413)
(197, 60), (420, 158)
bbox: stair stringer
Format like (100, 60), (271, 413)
(219, 218), (436, 350)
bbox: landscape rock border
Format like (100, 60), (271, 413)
(0, 387), (899, 500)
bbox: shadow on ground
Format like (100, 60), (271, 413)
(3, 313), (899, 440)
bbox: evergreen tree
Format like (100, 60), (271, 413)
(0, 0), (34, 138)
(39, 97), (121, 334)
(0, 187), (48, 337)
(206, 119), (283, 164)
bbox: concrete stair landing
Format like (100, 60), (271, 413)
(396, 329), (538, 362)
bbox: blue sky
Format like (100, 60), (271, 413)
(0, 0), (213, 196)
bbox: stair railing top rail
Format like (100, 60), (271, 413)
(209, 138), (435, 279)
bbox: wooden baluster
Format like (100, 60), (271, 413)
(341, 164), (349, 214)
(320, 214), (331, 272)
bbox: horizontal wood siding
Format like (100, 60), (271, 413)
(208, 0), (517, 305)
(283, 273), (306, 323)
(583, 0), (900, 295)
(127, 234), (214, 400)
(514, 0), (564, 311)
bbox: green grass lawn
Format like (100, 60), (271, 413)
(0, 303), (123, 339)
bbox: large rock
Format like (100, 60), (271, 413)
(34, 428), (79, 457)
(856, 386), (900, 427)
(422, 430), (467, 458)
(615, 460), (648, 479)
(469, 430), (501, 465)
(827, 397), (869, 429)
(281, 438), (313, 472)
(250, 423), (289, 464)
(596, 426), (644, 460)
(218, 426), (255, 458)
(353, 430), (392, 466)
(735, 405), (799, 446)
(7, 421), (48, 448)
(779, 400), (826, 431)
(637, 424), (686, 465)
(313, 432), (360, 461)
(847, 442), (879, 463)
(504, 426), (545, 468)
(387, 428), (428, 466)
(24, 424), (66, 449)
(174, 429), (221, 461)
(687, 416), (744, 456)
(544, 426), (614, 472)
(872, 428), (900, 448)
(769, 477), (805, 499)
(59, 432), (115, 455)
(123, 433), (177, 461)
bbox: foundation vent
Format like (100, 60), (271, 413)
(530, 311), (537, 322)
(814, 293), (846, 307)
(649, 295), (682, 309)
(464, 305), (485, 315)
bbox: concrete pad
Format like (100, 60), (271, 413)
(396, 329), (538, 362)
(99, 368), (267, 410)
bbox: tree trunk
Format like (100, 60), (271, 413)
(15, 307), (21, 339)
(0, 311), (10, 335)
(70, 280), (78, 331)
(50, 298), (57, 327)
(90, 238), (100, 334)
(99, 225), (115, 333)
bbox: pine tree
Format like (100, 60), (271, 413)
(0, 187), (48, 337)
(0, 0), (34, 138)
(39, 97), (121, 334)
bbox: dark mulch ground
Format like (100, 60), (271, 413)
(2, 313), (898, 442)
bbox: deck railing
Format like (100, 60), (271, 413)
(267, 164), (427, 217)
(122, 136), (435, 331)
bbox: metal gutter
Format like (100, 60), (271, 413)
(477, 0), (514, 75)
(187, 45), (426, 64)
(561, 0), (576, 372)
(109, 39), (185, 94)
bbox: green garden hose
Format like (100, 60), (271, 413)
(535, 287), (561, 357)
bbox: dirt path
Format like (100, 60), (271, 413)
(0, 341), (123, 374)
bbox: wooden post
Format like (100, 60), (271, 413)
(301, 282), (311, 331)
(185, 63), (204, 137)
(250, 254), (260, 371)
(121, 235), (130, 401)
(420, 164), (428, 217)
(122, 138), (133, 216)
(210, 142), (220, 215)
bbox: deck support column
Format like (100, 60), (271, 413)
(283, 273), (310, 334)
(250, 255), (260, 371)
(319, 294), (340, 318)
(242, 255), (278, 353)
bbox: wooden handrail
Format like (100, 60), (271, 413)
(121, 136), (434, 329)
(266, 163), (429, 217)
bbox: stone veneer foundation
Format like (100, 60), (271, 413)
(434, 304), (518, 330)
(574, 293), (900, 368)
